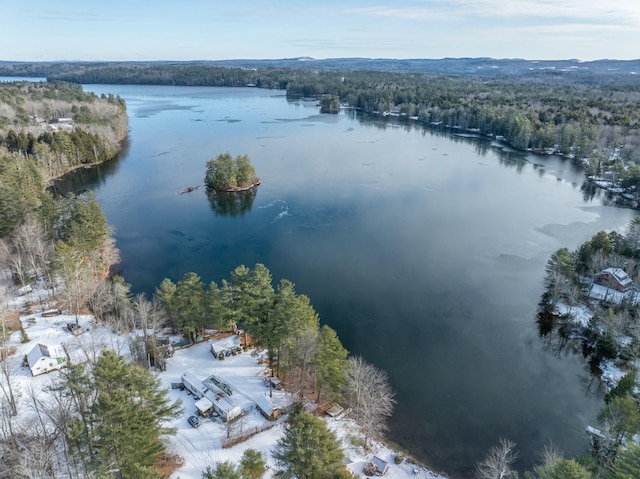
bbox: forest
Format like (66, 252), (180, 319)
(0, 81), (128, 180)
(2, 61), (640, 167)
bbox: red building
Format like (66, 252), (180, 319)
(595, 268), (634, 292)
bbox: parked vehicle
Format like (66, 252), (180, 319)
(187, 415), (201, 428)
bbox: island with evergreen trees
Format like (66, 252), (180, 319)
(204, 152), (260, 192)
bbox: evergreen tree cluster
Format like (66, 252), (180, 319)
(154, 264), (349, 403)
(0, 81), (128, 181)
(0, 148), (53, 237)
(54, 351), (181, 478)
(205, 153), (259, 191)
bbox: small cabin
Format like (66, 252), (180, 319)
(325, 404), (344, 418)
(17, 285), (32, 296)
(371, 456), (389, 476)
(264, 376), (282, 390)
(255, 394), (282, 421)
(26, 343), (66, 376)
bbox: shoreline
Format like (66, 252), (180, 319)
(223, 178), (261, 193)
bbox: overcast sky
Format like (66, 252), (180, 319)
(3, 0), (639, 62)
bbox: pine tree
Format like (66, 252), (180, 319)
(529, 458), (591, 479)
(609, 442), (640, 479)
(59, 190), (109, 254)
(173, 272), (206, 338)
(89, 351), (181, 477)
(203, 461), (242, 479)
(315, 325), (348, 402)
(154, 277), (177, 321)
(273, 409), (346, 479)
(239, 448), (265, 479)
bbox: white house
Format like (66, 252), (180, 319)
(181, 370), (209, 399)
(182, 369), (242, 421)
(26, 343), (66, 376)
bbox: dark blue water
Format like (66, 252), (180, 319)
(59, 85), (636, 477)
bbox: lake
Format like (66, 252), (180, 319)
(58, 84), (636, 477)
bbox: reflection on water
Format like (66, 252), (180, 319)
(52, 138), (129, 196)
(206, 188), (258, 217)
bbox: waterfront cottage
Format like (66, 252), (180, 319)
(370, 456), (390, 476)
(181, 369), (242, 421)
(594, 268), (635, 292)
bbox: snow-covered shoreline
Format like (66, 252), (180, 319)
(3, 286), (448, 479)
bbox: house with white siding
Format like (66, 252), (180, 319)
(26, 343), (66, 376)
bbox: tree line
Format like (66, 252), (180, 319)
(153, 264), (395, 478)
(0, 81), (128, 180)
(0, 81), (127, 322)
(10, 62), (639, 164)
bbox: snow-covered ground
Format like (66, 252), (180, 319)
(554, 301), (593, 328)
(553, 298), (631, 392)
(160, 341), (446, 479)
(4, 287), (446, 479)
(587, 283), (640, 305)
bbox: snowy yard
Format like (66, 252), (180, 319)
(4, 288), (446, 479)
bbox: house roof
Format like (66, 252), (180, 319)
(601, 268), (633, 286)
(181, 370), (209, 396)
(195, 397), (214, 414)
(210, 335), (241, 354)
(371, 456), (389, 473)
(255, 394), (275, 416)
(26, 343), (65, 369)
(326, 404), (344, 417)
(204, 390), (238, 415)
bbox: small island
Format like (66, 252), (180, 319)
(204, 152), (260, 192)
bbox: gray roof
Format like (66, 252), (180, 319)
(371, 456), (389, 474)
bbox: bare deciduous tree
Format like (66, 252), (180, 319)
(539, 442), (562, 468)
(0, 286), (18, 416)
(0, 215), (54, 292)
(55, 245), (101, 327)
(474, 438), (519, 479)
(345, 356), (396, 448)
(546, 271), (570, 308)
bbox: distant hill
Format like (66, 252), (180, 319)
(207, 56), (640, 77)
(1, 57), (640, 83)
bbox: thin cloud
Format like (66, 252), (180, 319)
(347, 1), (640, 26)
(507, 22), (638, 35)
(26, 9), (123, 22)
